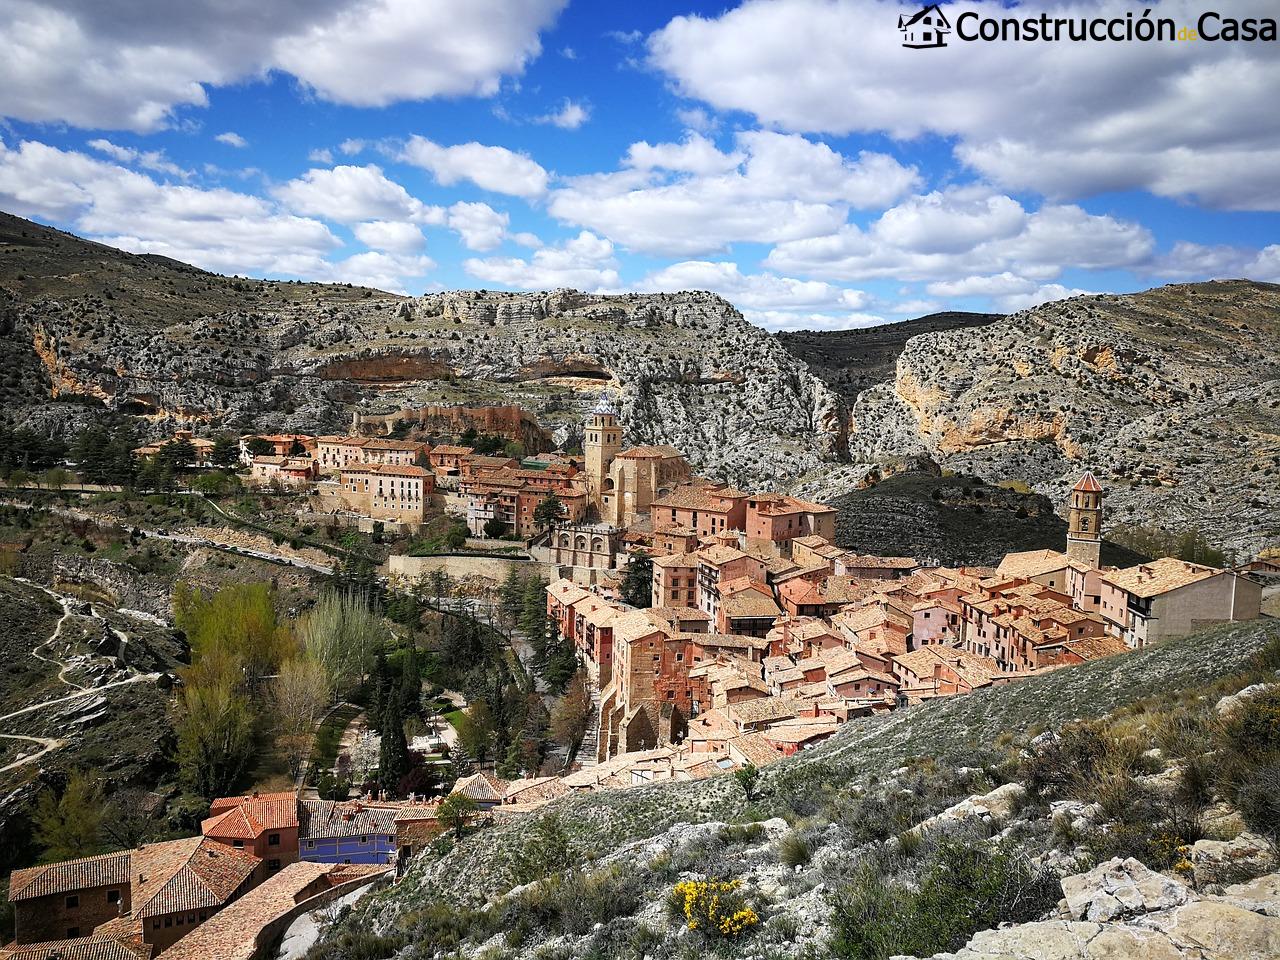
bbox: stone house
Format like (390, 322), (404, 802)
(651, 552), (700, 608)
(650, 483), (749, 537)
(743, 493), (837, 550)
(201, 791), (300, 874)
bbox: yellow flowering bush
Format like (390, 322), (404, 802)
(673, 879), (760, 938)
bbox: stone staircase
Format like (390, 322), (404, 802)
(572, 685), (602, 770)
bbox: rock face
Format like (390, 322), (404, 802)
(840, 281), (1280, 557)
(0, 214), (841, 490)
(920, 857), (1280, 960)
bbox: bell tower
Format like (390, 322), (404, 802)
(584, 395), (621, 510)
(1066, 472), (1103, 569)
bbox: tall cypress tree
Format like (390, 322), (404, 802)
(378, 698), (409, 796)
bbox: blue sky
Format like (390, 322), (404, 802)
(1, 0), (1277, 330)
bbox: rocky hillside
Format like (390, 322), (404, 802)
(841, 282), (1280, 558)
(0, 212), (841, 489)
(778, 310), (1000, 407)
(310, 617), (1280, 960)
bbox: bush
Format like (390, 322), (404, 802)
(830, 839), (1060, 960)
(1217, 688), (1280, 849)
(778, 831), (812, 868)
(672, 879), (759, 939)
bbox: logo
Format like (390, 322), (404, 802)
(899, 3), (951, 48)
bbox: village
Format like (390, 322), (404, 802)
(2, 397), (1268, 960)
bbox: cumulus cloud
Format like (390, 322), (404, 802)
(273, 164), (444, 226)
(0, 0), (566, 131)
(400, 136), (550, 198)
(352, 220), (426, 255)
(639, 260), (869, 311)
(0, 138), (340, 277)
(746, 309), (888, 332)
(215, 131), (247, 148)
(648, 0), (1280, 210)
(86, 138), (191, 179)
(535, 99), (590, 130)
(464, 230), (620, 290)
(326, 251), (435, 293)
(447, 202), (509, 251)
(549, 130), (918, 255)
(765, 190), (1154, 282)
(995, 283), (1097, 312)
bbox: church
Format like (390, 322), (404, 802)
(583, 397), (692, 527)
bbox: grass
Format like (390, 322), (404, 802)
(310, 703), (362, 778)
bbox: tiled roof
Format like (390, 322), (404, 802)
(9, 851), (132, 902)
(429, 445), (474, 455)
(299, 801), (399, 839)
(450, 773), (508, 804)
(1057, 634), (1130, 660)
(841, 554), (918, 569)
(1102, 557), (1221, 599)
(131, 837), (259, 918)
(651, 485), (746, 510)
(698, 545), (748, 566)
(202, 794), (298, 840)
(617, 445), (684, 459)
(1073, 472), (1103, 492)
(997, 549), (1069, 579)
(160, 862), (387, 960)
(0, 936), (151, 960)
(726, 732), (787, 768)
(720, 592), (782, 620)
(891, 646), (1000, 687)
(652, 551), (699, 569)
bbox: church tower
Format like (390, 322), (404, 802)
(584, 395), (621, 511)
(1066, 472), (1103, 569)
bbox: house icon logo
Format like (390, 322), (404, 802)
(899, 3), (951, 48)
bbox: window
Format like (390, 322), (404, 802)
(188, 914), (196, 925)
(233, 839), (244, 849)
(269, 859), (281, 871)
(360, 835), (368, 844)
(107, 889), (121, 904)
(306, 840), (315, 849)
(176, 915), (184, 926)
(65, 895), (79, 908)
(165, 917), (173, 928)
(268, 833), (280, 846)
(152, 920), (161, 930)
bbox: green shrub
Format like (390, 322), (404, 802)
(778, 831), (812, 868)
(1217, 688), (1280, 848)
(830, 839), (1060, 960)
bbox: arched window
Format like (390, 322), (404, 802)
(559, 534), (571, 548)
(591, 538), (603, 552)
(575, 536), (587, 550)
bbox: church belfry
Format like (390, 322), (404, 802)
(584, 395), (621, 509)
(1066, 472), (1103, 569)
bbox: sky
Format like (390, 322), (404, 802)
(0, 0), (1277, 331)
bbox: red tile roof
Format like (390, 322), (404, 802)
(131, 838), (260, 919)
(0, 935), (151, 960)
(9, 852), (132, 902)
(1073, 472), (1102, 492)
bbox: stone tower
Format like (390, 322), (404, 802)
(584, 395), (621, 510)
(1066, 472), (1103, 569)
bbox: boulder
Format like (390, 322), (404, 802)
(1139, 900), (1280, 960)
(1215, 682), (1277, 719)
(1221, 873), (1280, 917)
(1061, 857), (1193, 922)
(1190, 832), (1277, 887)
(910, 783), (1027, 836)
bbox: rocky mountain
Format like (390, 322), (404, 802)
(0, 212), (841, 490)
(787, 282), (1280, 559)
(777, 310), (1001, 407)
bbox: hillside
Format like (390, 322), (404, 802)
(777, 311), (1000, 406)
(842, 282), (1280, 558)
(310, 617), (1280, 960)
(0, 212), (841, 490)
(828, 469), (1148, 566)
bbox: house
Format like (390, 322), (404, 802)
(315, 436), (370, 472)
(548, 522), (619, 570)
(997, 549), (1072, 593)
(651, 483), (749, 537)
(425, 444), (474, 486)
(8, 851), (133, 944)
(450, 773), (508, 810)
(201, 791), (300, 873)
(743, 494), (837, 549)
(359, 438), (427, 467)
(696, 546), (767, 622)
(652, 552), (700, 608)
(891, 646), (1001, 698)
(715, 578), (781, 637)
(1099, 557), (1262, 648)
(132, 431), (215, 467)
(337, 463), (434, 526)
(298, 801), (399, 866)
(247, 455), (316, 489)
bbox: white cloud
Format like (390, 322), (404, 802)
(926, 272), (1038, 299)
(215, 131), (247, 148)
(352, 220), (426, 255)
(639, 260), (869, 312)
(648, 0), (1280, 211)
(536, 99), (590, 130)
(338, 139), (366, 156)
(86, 138), (191, 179)
(1142, 241), (1280, 283)
(0, 138), (339, 277)
(274, 164), (444, 226)
(464, 230), (620, 291)
(326, 250), (434, 293)
(747, 310), (887, 332)
(447, 201), (509, 251)
(308, 147), (334, 164)
(400, 136), (550, 198)
(549, 130), (918, 256)
(765, 190), (1154, 282)
(0, 0), (566, 132)
(995, 283), (1096, 312)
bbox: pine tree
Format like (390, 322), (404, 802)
(399, 642), (421, 718)
(370, 645), (390, 731)
(620, 551), (654, 608)
(500, 568), (525, 623)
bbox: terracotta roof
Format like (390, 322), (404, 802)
(997, 549), (1070, 579)
(1102, 557), (1222, 599)
(652, 485), (747, 511)
(0, 936), (151, 960)
(450, 773), (508, 804)
(726, 732), (787, 768)
(9, 851), (132, 902)
(429, 445), (474, 455)
(299, 800), (398, 839)
(131, 838), (259, 918)
(1073, 472), (1102, 492)
(652, 551), (699, 569)
(720, 592), (782, 620)
(841, 554), (918, 569)
(698, 545), (748, 566)
(160, 862), (386, 960)
(616, 445), (684, 459)
(202, 794), (298, 841)
(362, 439), (427, 451)
(391, 803), (441, 822)
(1057, 634), (1130, 660)
(891, 646), (1001, 687)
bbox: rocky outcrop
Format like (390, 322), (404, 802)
(843, 281), (1280, 556)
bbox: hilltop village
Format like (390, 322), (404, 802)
(1, 398), (1268, 960)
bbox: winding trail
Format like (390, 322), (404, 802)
(1, 578), (162, 774)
